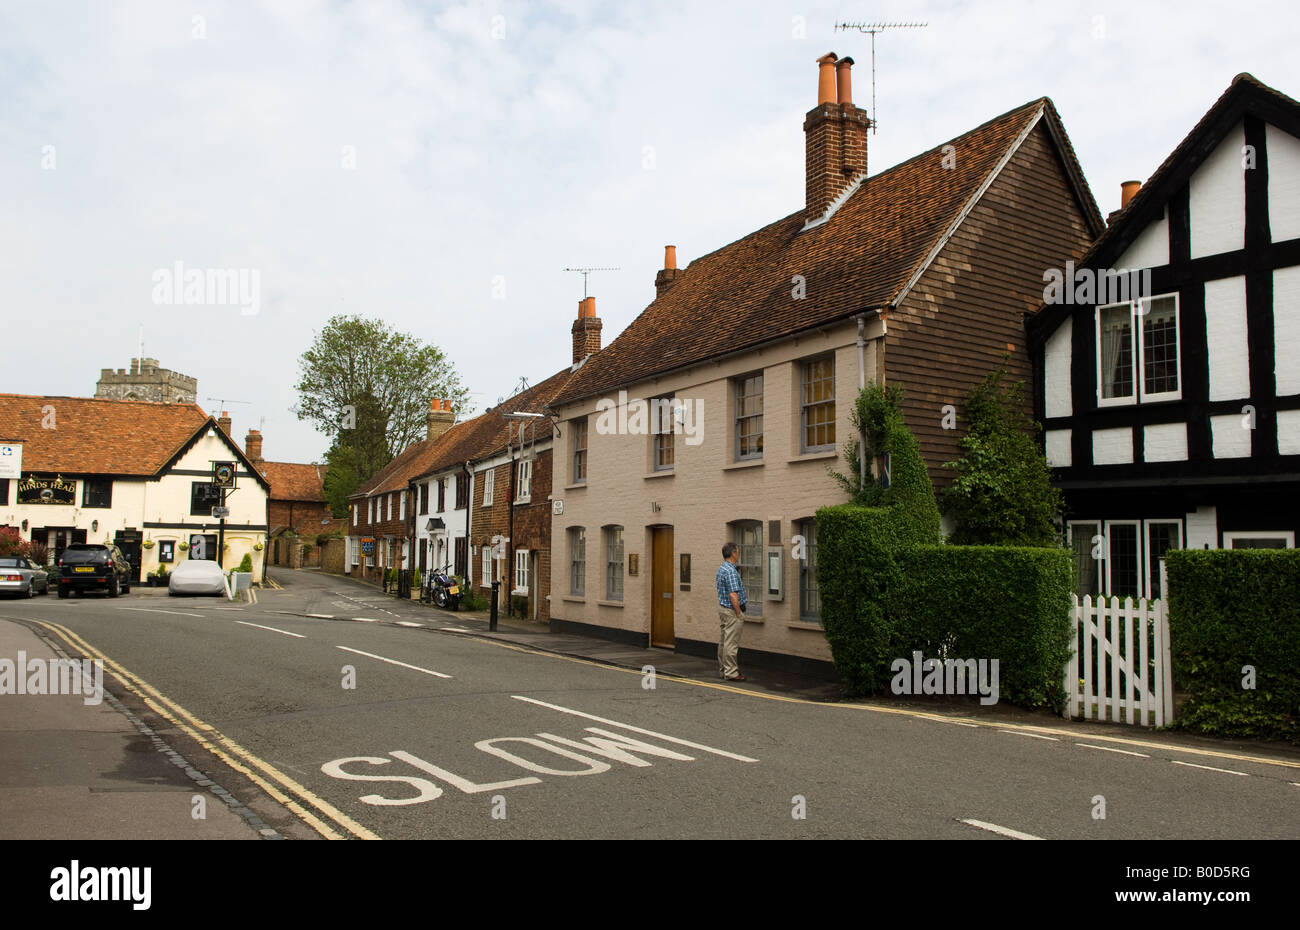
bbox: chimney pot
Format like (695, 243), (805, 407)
(664, 245), (677, 271)
(1120, 180), (1141, 208)
(816, 52), (838, 105)
(834, 57), (854, 106)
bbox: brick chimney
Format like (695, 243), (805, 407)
(245, 429), (264, 469)
(654, 245), (682, 298)
(217, 410), (232, 437)
(571, 296), (603, 363)
(804, 53), (871, 223)
(427, 398), (454, 442)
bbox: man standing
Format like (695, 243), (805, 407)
(716, 542), (747, 681)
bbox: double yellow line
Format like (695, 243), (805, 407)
(30, 619), (378, 840)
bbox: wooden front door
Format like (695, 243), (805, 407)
(650, 527), (675, 648)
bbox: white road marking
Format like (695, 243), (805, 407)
(1076, 743), (1150, 758)
(1170, 760), (1249, 777)
(114, 606), (203, 618)
(960, 819), (1044, 840)
(511, 696), (758, 763)
(307, 614), (335, 619)
(214, 607), (244, 612)
(395, 621), (424, 627)
(999, 730), (1059, 741)
(916, 717), (978, 728)
(441, 627), (471, 633)
(336, 646), (451, 679)
(353, 617), (380, 623)
(235, 621), (306, 639)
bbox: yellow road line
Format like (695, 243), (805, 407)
(448, 630), (1300, 772)
(30, 619), (379, 840)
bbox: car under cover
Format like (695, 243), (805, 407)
(168, 560), (228, 596)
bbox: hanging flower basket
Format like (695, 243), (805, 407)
(143, 540), (156, 549)
(253, 542), (264, 551)
(178, 542), (189, 551)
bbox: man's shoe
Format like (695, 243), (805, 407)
(725, 674), (747, 682)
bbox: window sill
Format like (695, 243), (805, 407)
(564, 482), (588, 491)
(562, 595), (586, 603)
(597, 599), (625, 608)
(723, 460), (764, 471)
(644, 470), (675, 480)
(787, 450), (837, 464)
(515, 498), (531, 505)
(742, 614), (764, 623)
(788, 619), (824, 631)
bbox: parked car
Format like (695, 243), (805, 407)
(0, 556), (49, 597)
(168, 559), (228, 597)
(56, 544), (132, 598)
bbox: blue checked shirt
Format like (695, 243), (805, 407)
(716, 560), (746, 611)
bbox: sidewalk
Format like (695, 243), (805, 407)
(0, 618), (266, 839)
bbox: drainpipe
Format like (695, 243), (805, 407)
(463, 462), (472, 580)
(856, 315), (868, 494)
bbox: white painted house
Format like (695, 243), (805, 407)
(1028, 74), (1300, 599)
(0, 394), (269, 581)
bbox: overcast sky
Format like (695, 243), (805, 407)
(2, 0), (1295, 464)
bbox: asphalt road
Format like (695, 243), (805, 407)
(3, 570), (1298, 840)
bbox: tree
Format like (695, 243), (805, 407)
(295, 316), (470, 501)
(940, 364), (1064, 546)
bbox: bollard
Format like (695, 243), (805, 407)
(490, 581), (500, 632)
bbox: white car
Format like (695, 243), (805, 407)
(168, 559), (228, 597)
(0, 557), (49, 597)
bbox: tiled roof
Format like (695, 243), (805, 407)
(554, 97), (1085, 405)
(0, 393), (211, 476)
(261, 461), (326, 502)
(349, 367), (581, 497)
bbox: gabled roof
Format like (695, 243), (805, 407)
(553, 97), (1101, 405)
(1028, 73), (1300, 341)
(347, 367), (583, 499)
(261, 461), (327, 502)
(0, 393), (258, 480)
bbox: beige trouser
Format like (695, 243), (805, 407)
(718, 608), (743, 678)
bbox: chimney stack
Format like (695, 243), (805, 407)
(427, 398), (454, 442)
(654, 245), (682, 298)
(571, 296), (603, 364)
(804, 53), (871, 223)
(217, 411), (232, 437)
(1120, 180), (1141, 209)
(245, 429), (264, 469)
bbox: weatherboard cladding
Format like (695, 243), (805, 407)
(888, 118), (1101, 487)
(553, 97), (1096, 409)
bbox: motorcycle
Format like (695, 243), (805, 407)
(429, 565), (461, 610)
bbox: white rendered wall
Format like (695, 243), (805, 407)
(1190, 122), (1246, 259)
(1204, 275), (1251, 401)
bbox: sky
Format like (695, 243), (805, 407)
(2, 0), (1296, 464)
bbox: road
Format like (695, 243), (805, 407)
(3, 569), (1298, 840)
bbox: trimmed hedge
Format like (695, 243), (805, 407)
(1166, 550), (1300, 743)
(892, 546), (1073, 710)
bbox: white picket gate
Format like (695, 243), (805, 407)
(1063, 595), (1173, 727)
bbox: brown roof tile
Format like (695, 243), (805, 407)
(261, 461), (327, 502)
(0, 393), (211, 476)
(554, 98), (1070, 404)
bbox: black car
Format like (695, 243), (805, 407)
(57, 544), (132, 598)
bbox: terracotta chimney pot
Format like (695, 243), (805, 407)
(817, 53), (838, 105)
(1120, 180), (1141, 208)
(834, 57), (854, 106)
(664, 245), (677, 271)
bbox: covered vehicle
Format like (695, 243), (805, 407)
(168, 559), (228, 597)
(0, 557), (49, 597)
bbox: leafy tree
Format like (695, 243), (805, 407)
(940, 365), (1064, 546)
(296, 316), (470, 502)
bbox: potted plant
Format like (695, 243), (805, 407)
(149, 564), (170, 587)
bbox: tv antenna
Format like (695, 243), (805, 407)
(834, 21), (928, 134)
(206, 397), (251, 415)
(562, 266), (620, 298)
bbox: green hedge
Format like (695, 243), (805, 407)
(1166, 550), (1300, 743)
(892, 546), (1073, 710)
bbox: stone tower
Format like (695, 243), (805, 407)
(95, 358), (198, 404)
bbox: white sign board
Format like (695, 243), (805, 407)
(0, 443), (21, 479)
